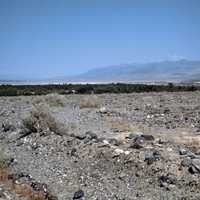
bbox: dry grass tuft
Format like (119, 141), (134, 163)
(32, 94), (66, 107)
(173, 135), (200, 146)
(176, 123), (192, 129)
(22, 103), (68, 136)
(110, 119), (133, 132)
(0, 151), (11, 170)
(79, 95), (100, 109)
(44, 93), (66, 107)
(13, 184), (45, 200)
(0, 168), (8, 182)
(32, 96), (45, 105)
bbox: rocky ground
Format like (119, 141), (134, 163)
(0, 92), (200, 200)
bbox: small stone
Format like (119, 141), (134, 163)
(118, 172), (126, 179)
(2, 122), (15, 132)
(179, 147), (187, 155)
(181, 158), (192, 167)
(191, 159), (200, 173)
(99, 107), (107, 113)
(147, 115), (151, 119)
(124, 151), (130, 155)
(144, 151), (160, 165)
(103, 140), (109, 145)
(75, 133), (86, 140)
(144, 154), (155, 165)
(141, 134), (154, 141)
(108, 138), (121, 146)
(114, 148), (124, 156)
(85, 131), (98, 140)
(73, 190), (84, 199)
(130, 141), (143, 149)
(159, 174), (176, 187)
(188, 166), (199, 174)
(0, 188), (6, 198)
(127, 132), (142, 139)
(71, 148), (77, 157)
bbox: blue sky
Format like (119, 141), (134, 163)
(0, 0), (200, 80)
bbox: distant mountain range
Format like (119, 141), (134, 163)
(65, 60), (200, 83)
(1, 60), (200, 84)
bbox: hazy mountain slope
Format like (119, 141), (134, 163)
(69, 60), (200, 82)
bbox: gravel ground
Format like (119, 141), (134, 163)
(0, 92), (200, 200)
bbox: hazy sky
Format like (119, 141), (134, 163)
(0, 0), (200, 80)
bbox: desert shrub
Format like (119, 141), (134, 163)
(110, 119), (133, 132)
(79, 95), (100, 109)
(44, 93), (66, 107)
(22, 117), (38, 133)
(32, 96), (45, 105)
(22, 104), (68, 136)
(0, 151), (11, 169)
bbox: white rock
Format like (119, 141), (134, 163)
(124, 151), (130, 155)
(103, 140), (109, 145)
(99, 107), (107, 113)
(114, 148), (124, 155)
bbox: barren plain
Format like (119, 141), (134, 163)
(0, 92), (200, 200)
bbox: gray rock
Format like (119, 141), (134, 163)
(192, 159), (200, 172)
(144, 151), (161, 165)
(74, 133), (86, 140)
(141, 134), (155, 141)
(2, 122), (15, 132)
(127, 132), (143, 139)
(179, 147), (188, 155)
(108, 138), (121, 146)
(130, 141), (143, 149)
(159, 174), (177, 188)
(181, 158), (192, 167)
(73, 190), (84, 199)
(178, 147), (194, 158)
(85, 131), (98, 140)
(188, 166), (199, 174)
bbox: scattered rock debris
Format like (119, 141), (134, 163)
(0, 92), (200, 199)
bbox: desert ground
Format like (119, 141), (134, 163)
(0, 92), (200, 200)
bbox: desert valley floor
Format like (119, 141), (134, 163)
(0, 92), (200, 200)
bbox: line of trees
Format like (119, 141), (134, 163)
(0, 83), (199, 96)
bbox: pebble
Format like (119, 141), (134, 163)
(73, 190), (84, 199)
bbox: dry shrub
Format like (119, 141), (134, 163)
(176, 123), (192, 129)
(0, 151), (9, 182)
(172, 135), (200, 146)
(80, 95), (100, 109)
(13, 184), (45, 200)
(44, 93), (66, 107)
(0, 151), (11, 170)
(32, 96), (45, 105)
(31, 191), (45, 200)
(22, 103), (68, 136)
(32, 94), (66, 107)
(13, 183), (33, 197)
(0, 168), (8, 181)
(110, 119), (133, 132)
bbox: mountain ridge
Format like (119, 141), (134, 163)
(66, 60), (200, 82)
